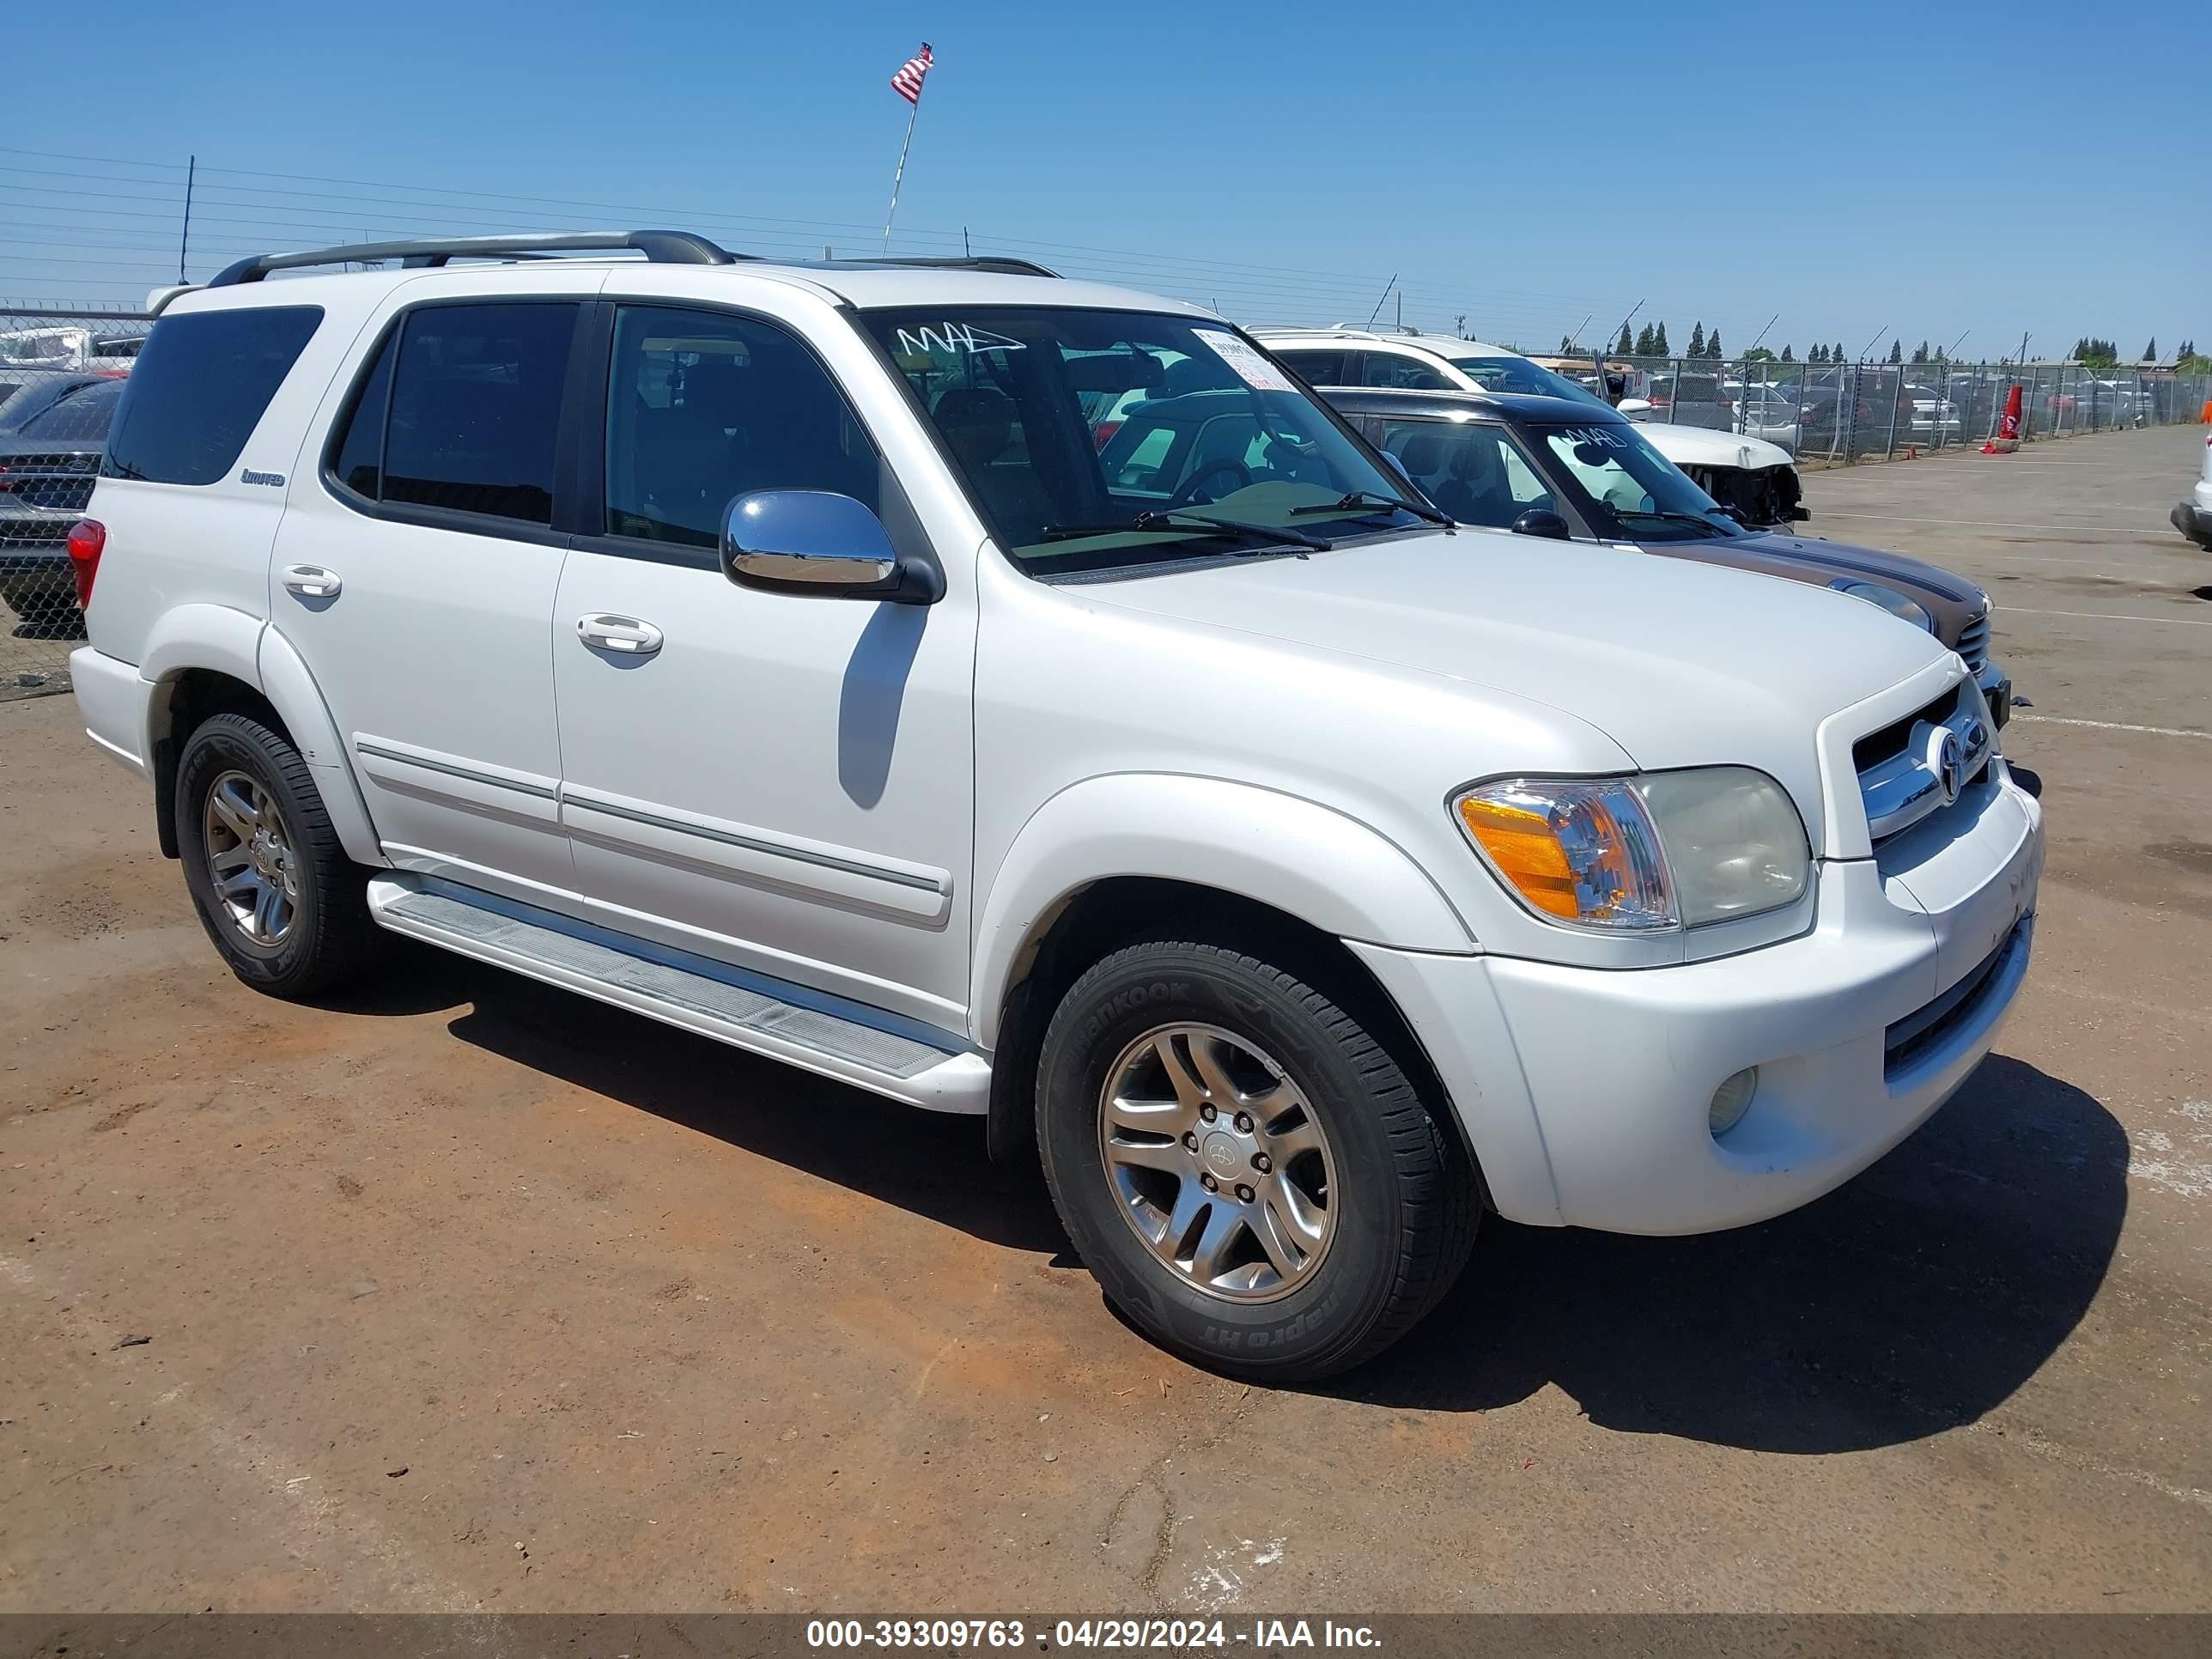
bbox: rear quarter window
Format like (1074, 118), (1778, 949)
(102, 306), (323, 485)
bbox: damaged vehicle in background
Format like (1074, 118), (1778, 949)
(1253, 325), (1808, 530)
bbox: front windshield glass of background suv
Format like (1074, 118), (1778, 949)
(1446, 355), (1611, 409)
(1534, 421), (1745, 542)
(860, 307), (1431, 576)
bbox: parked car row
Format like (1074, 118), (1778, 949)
(68, 233), (2036, 1381)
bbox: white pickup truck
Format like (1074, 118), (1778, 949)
(68, 233), (2040, 1379)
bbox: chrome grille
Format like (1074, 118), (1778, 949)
(1856, 685), (1993, 843)
(1954, 611), (1990, 674)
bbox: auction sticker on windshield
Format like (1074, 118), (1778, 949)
(1194, 329), (1297, 392)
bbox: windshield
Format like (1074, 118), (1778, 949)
(860, 307), (1431, 575)
(1532, 421), (1744, 541)
(1446, 355), (1611, 409)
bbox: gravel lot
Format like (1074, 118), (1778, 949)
(3, 424), (2209, 1613)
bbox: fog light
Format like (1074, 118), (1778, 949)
(1709, 1067), (1758, 1137)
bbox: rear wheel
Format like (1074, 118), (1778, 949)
(175, 712), (381, 999)
(1037, 938), (1477, 1381)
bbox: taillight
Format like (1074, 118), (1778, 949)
(1092, 420), (1122, 453)
(67, 518), (105, 608)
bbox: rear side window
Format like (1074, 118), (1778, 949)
(1277, 348), (1346, 386)
(102, 306), (323, 485)
(379, 303), (576, 525)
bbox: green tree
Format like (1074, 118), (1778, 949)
(1706, 328), (1723, 359)
(2143, 337), (2157, 362)
(1653, 322), (1670, 356)
(1809, 343), (1826, 364)
(1887, 339), (1903, 364)
(1910, 340), (1929, 364)
(1833, 341), (1845, 363)
(1686, 322), (1705, 358)
(1743, 346), (1776, 363)
(1615, 322), (1636, 357)
(1634, 323), (1655, 356)
(1780, 344), (1795, 363)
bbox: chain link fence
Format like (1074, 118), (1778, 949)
(2, 298), (2209, 704)
(1, 307), (149, 700)
(1572, 355), (2212, 465)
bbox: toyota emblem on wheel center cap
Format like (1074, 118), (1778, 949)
(1201, 1131), (1245, 1179)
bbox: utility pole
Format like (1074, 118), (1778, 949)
(177, 154), (196, 284)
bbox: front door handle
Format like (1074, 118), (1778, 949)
(575, 614), (665, 656)
(282, 564), (343, 599)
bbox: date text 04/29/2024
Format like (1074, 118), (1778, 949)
(803, 1620), (1382, 1650)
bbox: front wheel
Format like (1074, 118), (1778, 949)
(175, 712), (382, 999)
(1036, 939), (1477, 1381)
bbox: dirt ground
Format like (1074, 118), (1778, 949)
(2, 425), (2209, 1614)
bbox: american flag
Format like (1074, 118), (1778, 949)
(890, 43), (933, 105)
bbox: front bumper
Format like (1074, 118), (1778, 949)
(2176, 498), (2212, 551)
(1352, 767), (2041, 1235)
(1976, 659), (2014, 727)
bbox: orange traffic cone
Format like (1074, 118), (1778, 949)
(1983, 382), (2024, 453)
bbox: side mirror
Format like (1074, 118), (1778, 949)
(1510, 507), (1572, 541)
(1615, 397), (1653, 419)
(720, 489), (943, 605)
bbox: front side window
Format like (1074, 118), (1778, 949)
(1359, 352), (1454, 391)
(860, 307), (1427, 577)
(103, 306), (323, 485)
(1536, 422), (1740, 541)
(375, 302), (577, 525)
(1376, 419), (1553, 530)
(1273, 347), (1347, 386)
(605, 306), (878, 548)
(1446, 354), (1611, 409)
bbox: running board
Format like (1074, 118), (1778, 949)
(366, 876), (990, 1114)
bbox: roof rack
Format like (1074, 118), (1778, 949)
(847, 256), (1061, 278)
(207, 230), (741, 288)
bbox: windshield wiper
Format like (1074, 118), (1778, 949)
(1036, 510), (1334, 553)
(1288, 489), (1455, 527)
(1610, 508), (1736, 536)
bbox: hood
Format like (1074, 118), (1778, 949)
(1630, 531), (1986, 649)
(1081, 527), (1951, 844)
(1638, 423), (1795, 471)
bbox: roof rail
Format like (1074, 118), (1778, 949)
(207, 230), (741, 288)
(851, 256), (1061, 278)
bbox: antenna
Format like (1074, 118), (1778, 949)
(1857, 325), (1890, 362)
(1364, 274), (1397, 329)
(1747, 313), (1779, 352)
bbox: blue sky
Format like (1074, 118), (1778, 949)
(8, 0), (2206, 360)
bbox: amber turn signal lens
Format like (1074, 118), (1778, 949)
(1455, 797), (1579, 919)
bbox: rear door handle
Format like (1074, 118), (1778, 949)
(575, 614), (664, 656)
(282, 564), (343, 599)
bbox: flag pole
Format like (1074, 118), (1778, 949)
(882, 86), (923, 252)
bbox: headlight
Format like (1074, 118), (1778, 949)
(1454, 768), (1809, 931)
(1830, 578), (1934, 633)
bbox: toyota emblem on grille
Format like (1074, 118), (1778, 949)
(1929, 726), (1966, 804)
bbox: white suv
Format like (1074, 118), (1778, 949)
(1252, 327), (1809, 527)
(68, 231), (2040, 1379)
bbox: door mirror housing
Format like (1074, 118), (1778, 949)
(720, 489), (944, 604)
(1510, 507), (1573, 541)
(1615, 397), (1653, 418)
